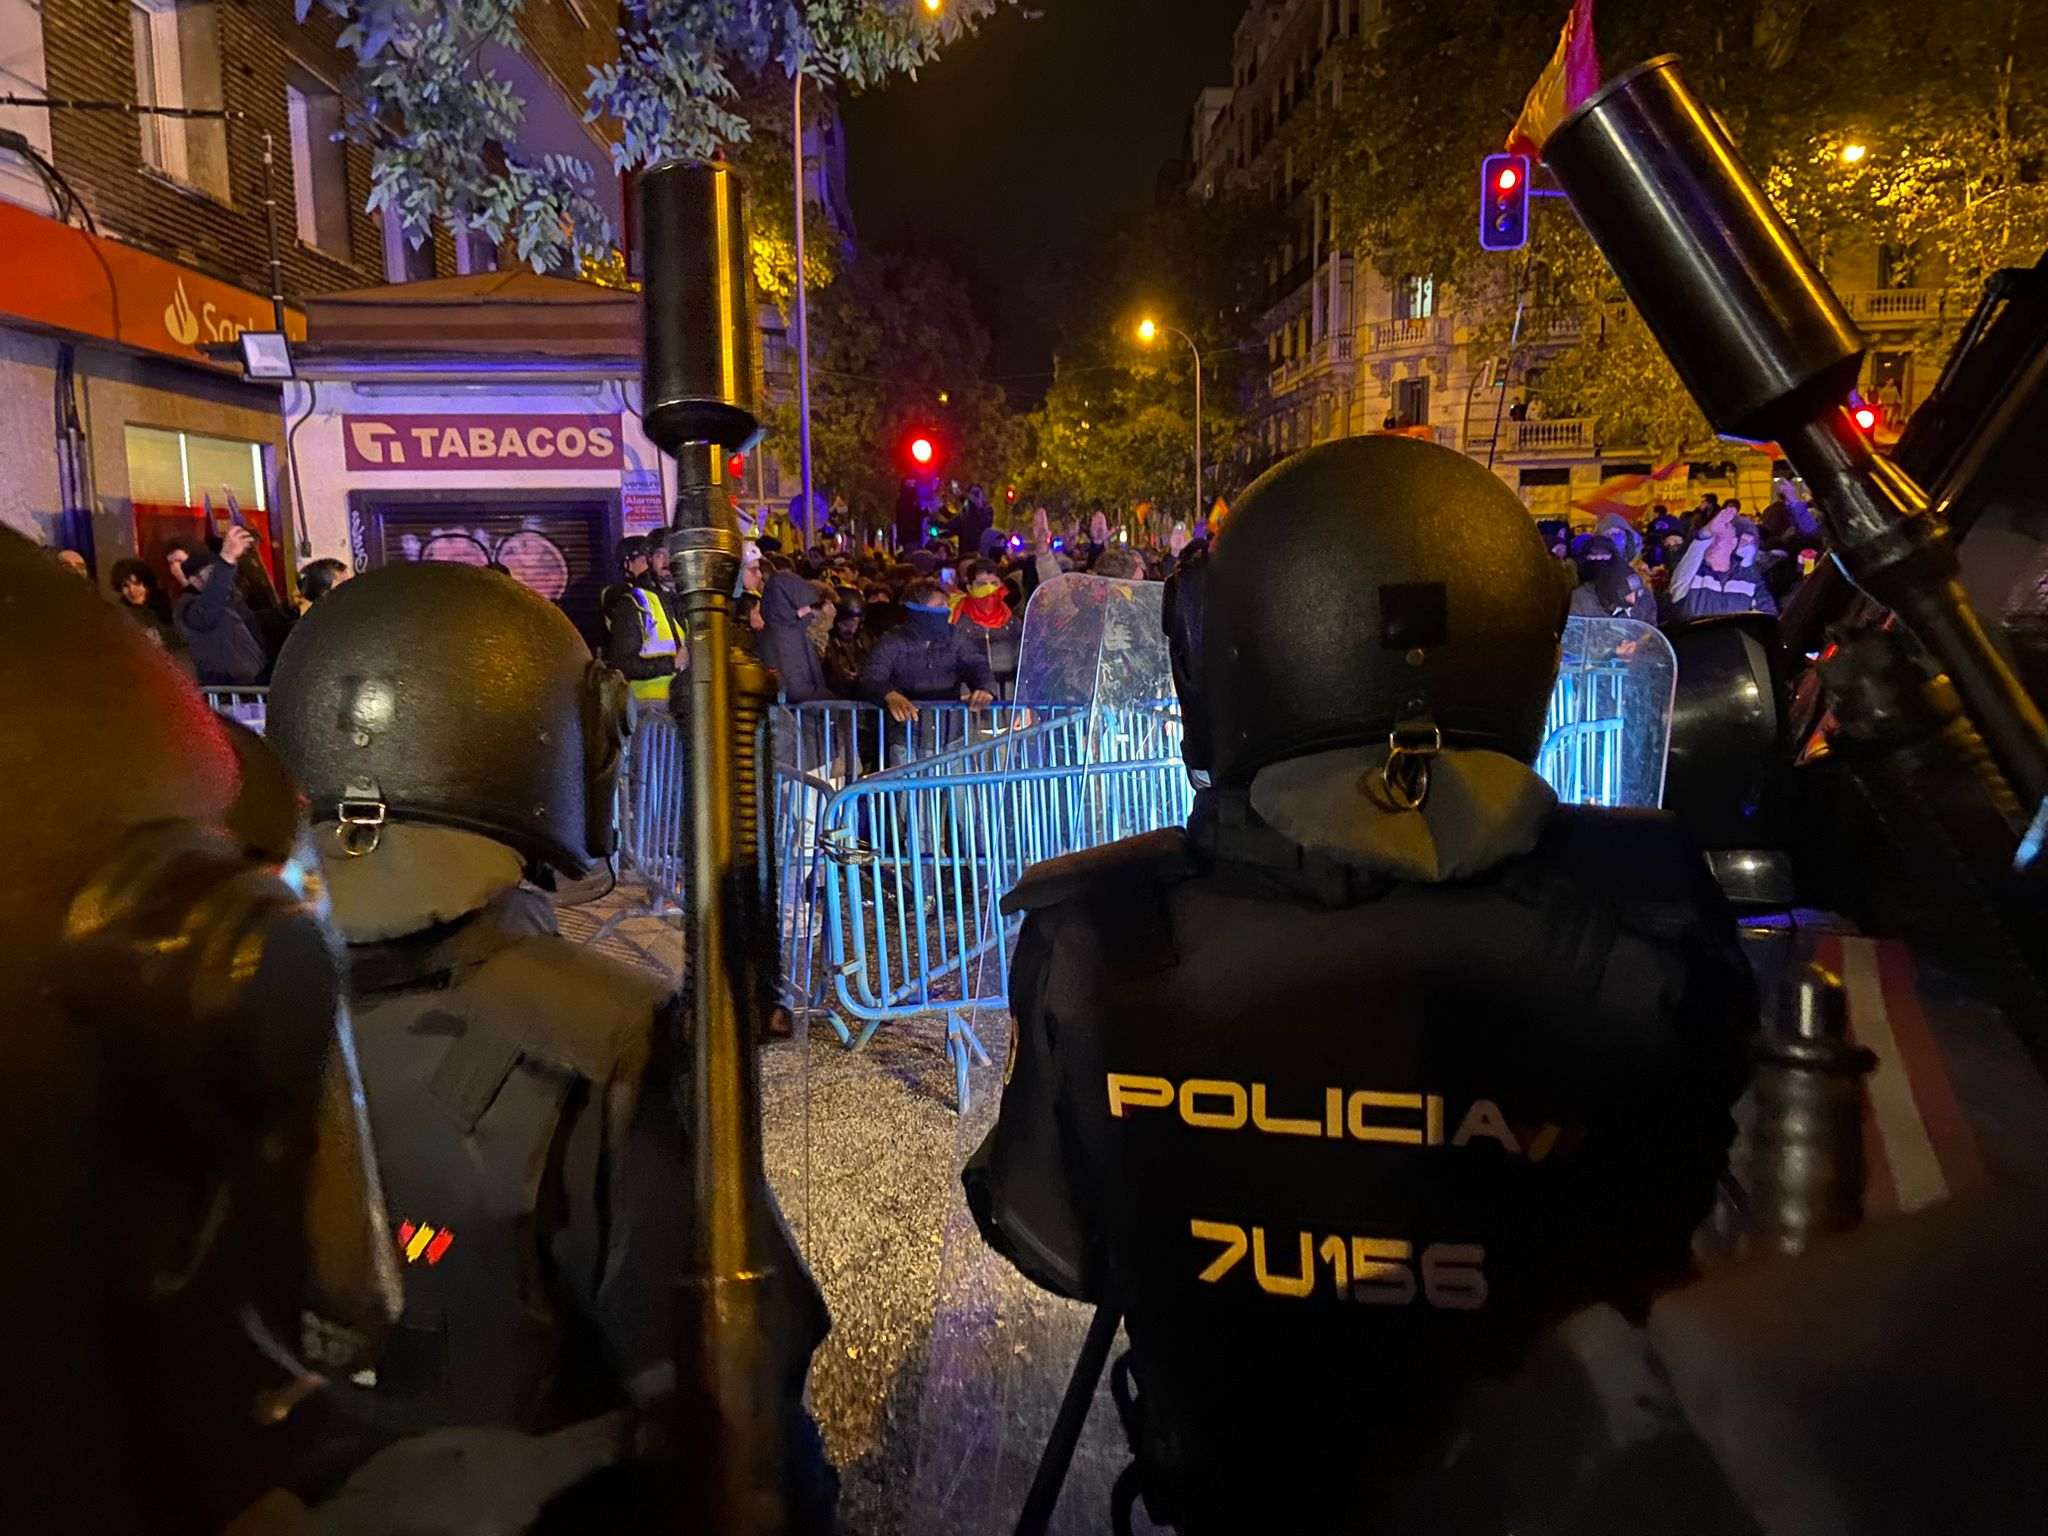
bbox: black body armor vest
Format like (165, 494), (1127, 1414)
(341, 891), (683, 1435)
(968, 799), (1754, 1533)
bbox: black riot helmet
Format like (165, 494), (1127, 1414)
(0, 531), (398, 1534)
(269, 562), (631, 882)
(1203, 435), (1570, 785)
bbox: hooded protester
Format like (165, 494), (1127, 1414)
(823, 589), (874, 696)
(858, 577), (996, 723)
(1666, 507), (1778, 623)
(1568, 534), (1658, 624)
(759, 568), (836, 702)
(173, 525), (270, 686)
(1570, 555), (1646, 619)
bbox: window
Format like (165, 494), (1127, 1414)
(1519, 467), (1571, 488)
(1876, 240), (1916, 289)
(1393, 376), (1429, 427)
(454, 223), (500, 275)
(287, 72), (350, 255)
(131, 0), (229, 199)
(382, 208), (434, 282)
(1395, 273), (1435, 320)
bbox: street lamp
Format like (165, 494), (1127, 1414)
(792, 2), (944, 546)
(1840, 141), (1869, 165)
(1137, 316), (1203, 526)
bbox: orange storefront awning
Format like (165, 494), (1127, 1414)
(0, 199), (304, 368)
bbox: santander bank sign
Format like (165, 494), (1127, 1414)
(343, 413), (624, 472)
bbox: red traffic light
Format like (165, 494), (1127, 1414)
(727, 451), (747, 479)
(909, 435), (935, 465)
(1479, 153), (1531, 252)
(1852, 404), (1878, 432)
(1004, 485), (1018, 503)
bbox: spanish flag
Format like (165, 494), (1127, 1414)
(1506, 0), (1602, 159)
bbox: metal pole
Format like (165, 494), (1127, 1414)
(792, 68), (816, 548)
(1190, 333), (1203, 523)
(260, 132), (287, 332)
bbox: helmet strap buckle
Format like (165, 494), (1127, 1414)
(1372, 712), (1442, 813)
(336, 783), (387, 857)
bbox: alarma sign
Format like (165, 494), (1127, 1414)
(343, 413), (623, 472)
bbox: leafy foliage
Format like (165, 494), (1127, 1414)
(1016, 195), (1264, 520)
(1305, 0), (2048, 455)
(302, 0), (1022, 273)
(765, 251), (1019, 524)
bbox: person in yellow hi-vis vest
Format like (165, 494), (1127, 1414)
(604, 534), (687, 707)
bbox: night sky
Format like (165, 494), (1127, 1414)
(842, 0), (1247, 401)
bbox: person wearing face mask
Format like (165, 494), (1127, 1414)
(857, 576), (996, 723)
(1666, 506), (1779, 624)
(950, 556), (1020, 694)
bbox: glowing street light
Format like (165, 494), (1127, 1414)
(1840, 141), (1869, 165)
(1136, 315), (1203, 524)
(922, 0), (943, 12)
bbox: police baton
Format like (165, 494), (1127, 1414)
(639, 159), (793, 1536)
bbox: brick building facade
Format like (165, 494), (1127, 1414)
(0, 0), (622, 590)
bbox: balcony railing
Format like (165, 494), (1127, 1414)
(1842, 286), (1938, 324)
(1505, 417), (1596, 453)
(1520, 306), (1587, 341)
(1371, 315), (1447, 352)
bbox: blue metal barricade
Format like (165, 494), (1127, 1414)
(811, 709), (1194, 1110)
(1537, 618), (1677, 809)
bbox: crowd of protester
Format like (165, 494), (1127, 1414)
(1545, 468), (1821, 631)
(602, 487), (1217, 711)
(49, 530), (352, 686)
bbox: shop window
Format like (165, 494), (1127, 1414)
(125, 425), (275, 585)
(287, 71), (351, 256)
(131, 0), (229, 200)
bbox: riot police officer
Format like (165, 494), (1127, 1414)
(267, 562), (828, 1486)
(605, 534), (687, 708)
(966, 436), (1756, 1533)
(1, 530), (400, 1534)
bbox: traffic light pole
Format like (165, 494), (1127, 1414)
(793, 68), (817, 549)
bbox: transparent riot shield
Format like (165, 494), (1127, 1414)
(1013, 572), (1175, 714)
(1539, 617), (1679, 809)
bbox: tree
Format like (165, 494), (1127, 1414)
(767, 251), (1019, 528)
(299, 0), (1024, 273)
(1306, 0), (2048, 458)
(1023, 194), (1263, 521)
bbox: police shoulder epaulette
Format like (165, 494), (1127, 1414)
(999, 827), (1195, 917)
(469, 936), (670, 1083)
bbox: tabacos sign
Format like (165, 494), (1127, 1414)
(343, 413), (624, 472)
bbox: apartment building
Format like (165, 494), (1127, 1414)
(0, 0), (623, 585)
(1195, 0), (1946, 521)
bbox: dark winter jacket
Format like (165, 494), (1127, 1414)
(174, 569), (268, 685)
(758, 571), (836, 703)
(857, 604), (995, 703)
